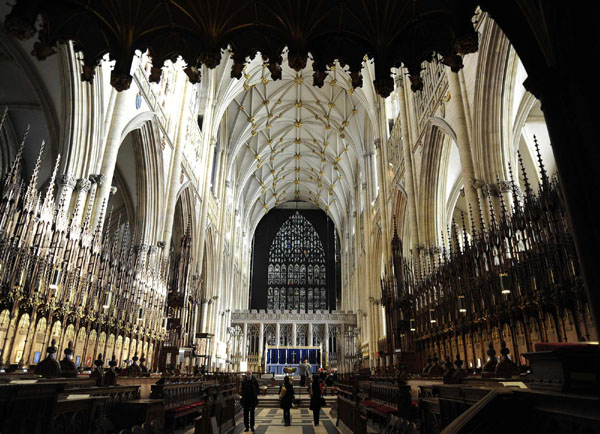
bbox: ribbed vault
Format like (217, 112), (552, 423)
(226, 54), (377, 233)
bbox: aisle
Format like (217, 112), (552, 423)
(232, 407), (340, 434)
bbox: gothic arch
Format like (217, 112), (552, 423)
(111, 119), (165, 244)
(418, 125), (456, 245)
(471, 16), (513, 183)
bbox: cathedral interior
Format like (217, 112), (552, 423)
(0, 1), (599, 434)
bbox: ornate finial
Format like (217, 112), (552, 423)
(476, 192), (486, 234)
(23, 139), (44, 208)
(34, 338), (61, 378)
(482, 341), (498, 376)
(496, 175), (509, 222)
(48, 338), (57, 356)
(533, 135), (549, 188)
(42, 154), (61, 212)
(486, 190), (497, 232)
(4, 125), (30, 193)
(454, 354), (463, 370)
(460, 211), (469, 249)
(90, 353), (105, 385)
(109, 354), (118, 368)
(468, 203), (479, 238)
(95, 353), (104, 368)
(60, 341), (77, 377)
(495, 341), (519, 378)
(517, 151), (533, 198)
(94, 198), (108, 238)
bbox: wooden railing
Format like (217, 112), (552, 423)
(418, 384), (600, 434)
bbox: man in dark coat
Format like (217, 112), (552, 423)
(241, 370), (259, 432)
(299, 359), (310, 386)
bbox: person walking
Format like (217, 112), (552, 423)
(299, 359), (310, 386)
(279, 375), (295, 426)
(241, 370), (259, 432)
(309, 373), (325, 426)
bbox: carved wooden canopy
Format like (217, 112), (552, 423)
(4, 0), (479, 96)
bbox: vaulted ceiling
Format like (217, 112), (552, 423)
(225, 54), (378, 233)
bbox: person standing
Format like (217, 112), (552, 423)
(279, 375), (295, 426)
(241, 370), (259, 432)
(299, 359), (310, 386)
(309, 373), (324, 426)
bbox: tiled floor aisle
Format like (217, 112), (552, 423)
(174, 407), (342, 434)
(232, 407), (340, 434)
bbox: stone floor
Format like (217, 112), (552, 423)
(175, 407), (340, 434)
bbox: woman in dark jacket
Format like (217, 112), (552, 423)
(309, 373), (324, 426)
(279, 375), (295, 426)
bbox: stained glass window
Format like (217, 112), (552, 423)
(266, 212), (327, 312)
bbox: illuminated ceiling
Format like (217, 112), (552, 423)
(224, 54), (379, 233)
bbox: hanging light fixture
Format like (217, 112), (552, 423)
(409, 318), (416, 331)
(429, 309), (437, 323)
(49, 268), (61, 292)
(499, 272), (510, 295)
(103, 285), (112, 309)
(457, 295), (467, 313)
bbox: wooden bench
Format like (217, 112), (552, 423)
(59, 384), (164, 432)
(337, 383), (367, 434)
(150, 379), (207, 433)
(358, 382), (411, 426)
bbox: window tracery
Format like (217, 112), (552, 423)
(266, 212), (327, 312)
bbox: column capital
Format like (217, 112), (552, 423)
(58, 173), (76, 189)
(76, 178), (92, 192)
(89, 174), (106, 186)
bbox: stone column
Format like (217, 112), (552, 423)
(258, 322), (264, 364)
(397, 78), (421, 273)
(71, 178), (92, 225)
(276, 323), (280, 348)
(243, 322), (248, 360)
(445, 69), (481, 229)
(324, 323), (330, 361)
(162, 82), (190, 253)
(308, 323), (313, 347)
(92, 89), (131, 228)
(291, 322), (297, 348)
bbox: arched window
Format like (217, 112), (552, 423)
(281, 264), (287, 286)
(266, 212), (327, 312)
(267, 287), (274, 310)
(268, 265), (274, 285)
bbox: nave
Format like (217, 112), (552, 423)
(1, 0), (600, 433)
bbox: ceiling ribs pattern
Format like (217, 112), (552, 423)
(5, 0), (479, 97)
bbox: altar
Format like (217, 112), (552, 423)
(265, 345), (322, 375)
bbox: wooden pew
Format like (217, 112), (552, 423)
(336, 382), (367, 434)
(53, 394), (108, 434)
(0, 381), (66, 434)
(358, 382), (412, 426)
(58, 384), (164, 432)
(150, 379), (207, 433)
